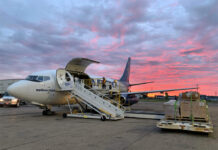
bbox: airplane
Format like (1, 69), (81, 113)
(7, 57), (197, 115)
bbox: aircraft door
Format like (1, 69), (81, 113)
(56, 69), (74, 91)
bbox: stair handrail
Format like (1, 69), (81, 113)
(72, 83), (121, 118)
(73, 81), (125, 112)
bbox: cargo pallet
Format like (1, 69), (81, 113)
(165, 116), (209, 122)
(157, 118), (213, 133)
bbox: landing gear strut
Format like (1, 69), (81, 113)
(42, 107), (55, 116)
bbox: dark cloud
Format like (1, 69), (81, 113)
(133, 60), (161, 66)
(169, 66), (213, 72)
(180, 48), (204, 55)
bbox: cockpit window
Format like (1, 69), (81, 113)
(25, 75), (50, 82)
(25, 75), (39, 82)
(37, 76), (43, 82)
(44, 76), (50, 81)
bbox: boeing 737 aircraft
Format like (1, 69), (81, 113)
(7, 57), (196, 115)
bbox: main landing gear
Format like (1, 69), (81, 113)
(42, 107), (55, 115)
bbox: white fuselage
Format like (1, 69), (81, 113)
(7, 70), (128, 106)
(7, 70), (75, 106)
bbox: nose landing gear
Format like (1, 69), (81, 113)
(42, 107), (55, 115)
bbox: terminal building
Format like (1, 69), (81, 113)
(200, 95), (218, 101)
(154, 94), (218, 101)
(0, 79), (22, 97)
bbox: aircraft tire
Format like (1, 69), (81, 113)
(62, 113), (67, 118)
(120, 98), (125, 105)
(42, 110), (47, 115)
(101, 115), (106, 121)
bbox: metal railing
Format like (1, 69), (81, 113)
(73, 81), (126, 112)
(82, 83), (126, 112)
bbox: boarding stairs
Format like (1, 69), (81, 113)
(56, 69), (125, 120)
(69, 81), (125, 120)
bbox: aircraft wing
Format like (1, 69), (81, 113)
(121, 87), (197, 95)
(65, 58), (100, 73)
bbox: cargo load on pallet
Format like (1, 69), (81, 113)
(163, 100), (180, 119)
(158, 91), (213, 133)
(180, 100), (208, 121)
(163, 91), (209, 122)
(179, 91), (200, 101)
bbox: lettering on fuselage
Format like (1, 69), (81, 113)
(36, 89), (55, 92)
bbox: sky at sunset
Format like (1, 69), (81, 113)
(0, 0), (217, 95)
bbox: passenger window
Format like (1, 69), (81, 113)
(44, 76), (50, 81)
(65, 73), (71, 81)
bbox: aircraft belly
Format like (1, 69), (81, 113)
(46, 92), (76, 105)
(18, 87), (48, 104)
(29, 91), (49, 104)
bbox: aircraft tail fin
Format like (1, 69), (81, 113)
(119, 57), (131, 83)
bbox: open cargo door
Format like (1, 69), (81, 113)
(65, 58), (99, 73)
(56, 69), (74, 91)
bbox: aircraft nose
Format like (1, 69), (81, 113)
(7, 81), (24, 98)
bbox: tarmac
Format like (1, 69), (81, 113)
(0, 101), (218, 150)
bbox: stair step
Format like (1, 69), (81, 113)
(71, 82), (124, 120)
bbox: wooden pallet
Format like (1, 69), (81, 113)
(157, 119), (213, 133)
(165, 116), (209, 122)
